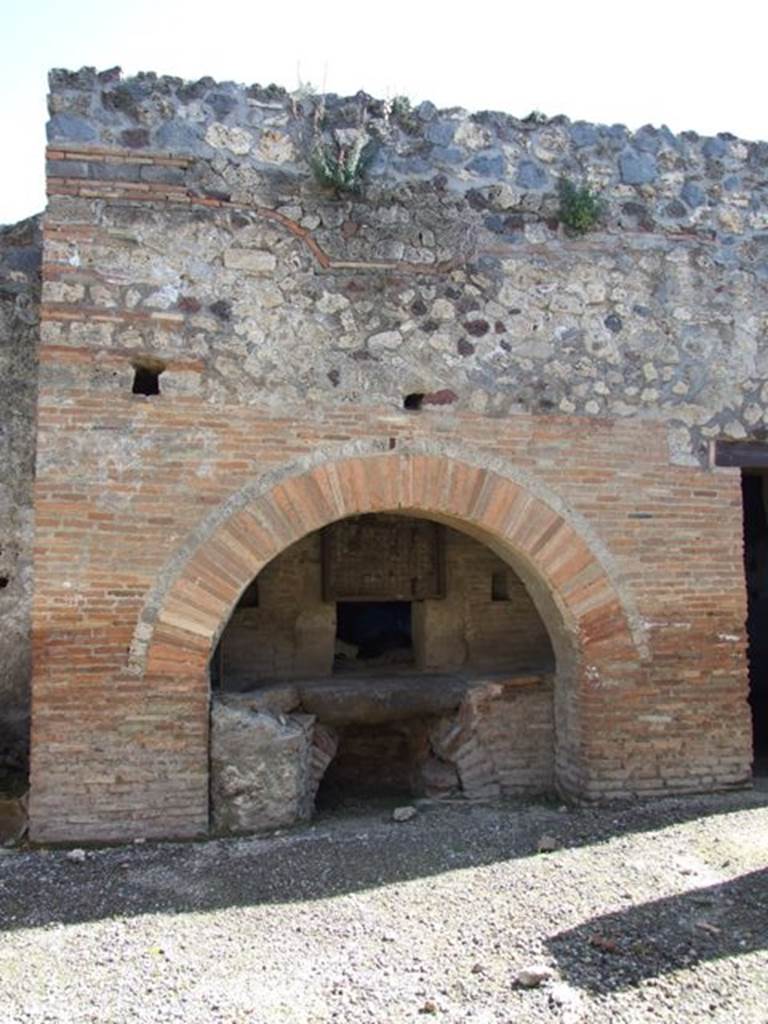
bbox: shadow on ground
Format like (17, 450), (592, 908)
(547, 867), (768, 992)
(1, 785), (767, 977)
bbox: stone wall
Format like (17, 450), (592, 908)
(219, 532), (332, 683)
(415, 526), (553, 672)
(43, 67), (768, 465)
(0, 216), (41, 772)
(219, 520), (553, 684)
(26, 66), (761, 840)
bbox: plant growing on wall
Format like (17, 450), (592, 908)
(389, 95), (419, 134)
(557, 178), (603, 235)
(309, 132), (377, 195)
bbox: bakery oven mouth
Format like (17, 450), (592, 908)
(333, 601), (414, 673)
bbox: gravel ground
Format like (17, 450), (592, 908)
(1, 784), (767, 1024)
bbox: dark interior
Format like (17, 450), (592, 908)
(316, 719), (431, 807)
(334, 601), (413, 671)
(742, 471), (768, 761)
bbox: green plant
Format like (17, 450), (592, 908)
(557, 178), (603, 235)
(309, 134), (376, 194)
(390, 94), (419, 134)
(391, 95), (411, 119)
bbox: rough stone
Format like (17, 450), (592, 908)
(46, 113), (98, 143)
(516, 159), (549, 189)
(681, 181), (706, 208)
(223, 249), (277, 274)
(392, 805), (418, 822)
(155, 119), (205, 153)
(703, 136), (728, 159)
(210, 703), (314, 834)
(367, 330), (402, 352)
(514, 965), (554, 988)
(205, 122), (252, 155)
(467, 152), (505, 177)
(619, 150), (658, 185)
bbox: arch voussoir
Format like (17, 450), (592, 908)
(141, 452), (640, 682)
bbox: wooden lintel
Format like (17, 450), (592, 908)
(713, 440), (768, 468)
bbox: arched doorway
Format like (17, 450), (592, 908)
(134, 451), (644, 836)
(210, 513), (558, 827)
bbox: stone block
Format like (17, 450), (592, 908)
(223, 249), (277, 274)
(210, 702), (314, 834)
(619, 149), (658, 185)
(46, 114), (97, 143)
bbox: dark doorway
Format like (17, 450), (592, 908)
(742, 471), (768, 761)
(316, 719), (430, 808)
(334, 601), (413, 672)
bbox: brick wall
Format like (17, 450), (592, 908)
(219, 522), (553, 683)
(29, 391), (752, 839)
(26, 71), (760, 840)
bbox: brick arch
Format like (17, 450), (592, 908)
(139, 452), (643, 811)
(145, 453), (635, 674)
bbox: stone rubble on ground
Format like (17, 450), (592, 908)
(392, 806), (418, 822)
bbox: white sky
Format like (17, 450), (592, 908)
(2, 0), (767, 224)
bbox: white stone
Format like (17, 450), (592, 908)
(430, 298), (455, 321)
(368, 330), (402, 352)
(205, 123), (253, 155)
(256, 130), (296, 163)
(532, 127), (569, 162)
(719, 208), (744, 233)
(515, 964), (553, 988)
(428, 333), (453, 352)
(744, 404), (763, 425)
(610, 401), (637, 417)
(723, 420), (747, 439)
(259, 285), (284, 309)
(524, 223), (549, 244)
(276, 205), (303, 222)
(224, 249), (277, 274)
(66, 848), (86, 863)
(453, 119), (489, 150)
(392, 806), (417, 822)
(549, 981), (585, 1021)
(317, 292), (350, 314)
(145, 284), (179, 310)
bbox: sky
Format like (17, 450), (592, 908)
(2, 0), (767, 224)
